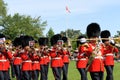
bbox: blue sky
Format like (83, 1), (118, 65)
(4, 0), (120, 36)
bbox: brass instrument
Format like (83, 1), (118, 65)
(86, 41), (101, 71)
(72, 37), (120, 42)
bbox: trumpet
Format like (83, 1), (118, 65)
(72, 37), (120, 41)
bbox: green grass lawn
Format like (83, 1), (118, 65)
(11, 61), (120, 80)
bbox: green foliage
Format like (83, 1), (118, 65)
(60, 29), (83, 50)
(1, 13), (47, 40)
(0, 0), (7, 17)
(114, 31), (120, 37)
(46, 27), (55, 46)
(60, 29), (82, 39)
(46, 27), (54, 38)
(0, 0), (7, 26)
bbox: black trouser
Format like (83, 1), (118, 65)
(11, 63), (15, 78)
(62, 63), (69, 80)
(22, 71), (32, 80)
(78, 68), (88, 80)
(40, 65), (46, 80)
(105, 65), (114, 80)
(14, 65), (21, 80)
(8, 69), (11, 80)
(0, 71), (9, 80)
(44, 63), (49, 80)
(32, 70), (39, 80)
(90, 72), (104, 80)
(52, 67), (62, 80)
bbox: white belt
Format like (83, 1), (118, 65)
(0, 60), (7, 62)
(23, 60), (32, 63)
(94, 56), (103, 59)
(78, 58), (86, 61)
(16, 57), (21, 59)
(105, 54), (113, 56)
(43, 56), (48, 58)
(52, 57), (61, 60)
(33, 61), (39, 63)
(80, 53), (85, 56)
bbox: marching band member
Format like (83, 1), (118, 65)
(12, 37), (22, 80)
(76, 35), (90, 80)
(30, 47), (40, 80)
(61, 36), (71, 80)
(100, 30), (119, 80)
(0, 34), (13, 80)
(38, 37), (49, 80)
(20, 35), (34, 80)
(50, 34), (63, 80)
(86, 23), (104, 80)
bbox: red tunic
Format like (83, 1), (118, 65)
(76, 44), (92, 68)
(50, 48), (63, 68)
(62, 49), (70, 63)
(103, 44), (119, 66)
(0, 50), (13, 71)
(31, 53), (40, 70)
(39, 51), (48, 65)
(87, 43), (104, 72)
(13, 51), (22, 65)
(20, 51), (32, 71)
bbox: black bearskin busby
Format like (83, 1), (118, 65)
(100, 30), (111, 43)
(13, 37), (22, 47)
(50, 34), (62, 46)
(38, 37), (48, 46)
(0, 34), (5, 38)
(0, 34), (6, 44)
(62, 36), (68, 43)
(20, 35), (34, 48)
(86, 23), (101, 38)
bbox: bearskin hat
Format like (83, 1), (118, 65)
(38, 37), (48, 46)
(62, 36), (68, 43)
(100, 30), (111, 43)
(13, 37), (22, 47)
(20, 35), (34, 48)
(50, 34), (62, 46)
(86, 23), (101, 38)
(0, 34), (5, 38)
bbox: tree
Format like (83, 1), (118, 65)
(60, 29), (82, 39)
(46, 27), (55, 46)
(60, 29), (83, 50)
(114, 31), (120, 37)
(0, 0), (7, 25)
(0, 0), (7, 17)
(1, 13), (47, 40)
(46, 27), (54, 38)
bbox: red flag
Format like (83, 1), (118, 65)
(66, 6), (71, 13)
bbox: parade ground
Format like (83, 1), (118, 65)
(11, 60), (120, 80)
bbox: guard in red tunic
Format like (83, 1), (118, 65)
(0, 34), (13, 80)
(30, 47), (40, 80)
(61, 36), (70, 80)
(20, 35), (34, 80)
(38, 37), (49, 80)
(76, 35), (90, 80)
(86, 23), (104, 80)
(50, 34), (63, 80)
(13, 37), (22, 80)
(100, 30), (119, 80)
